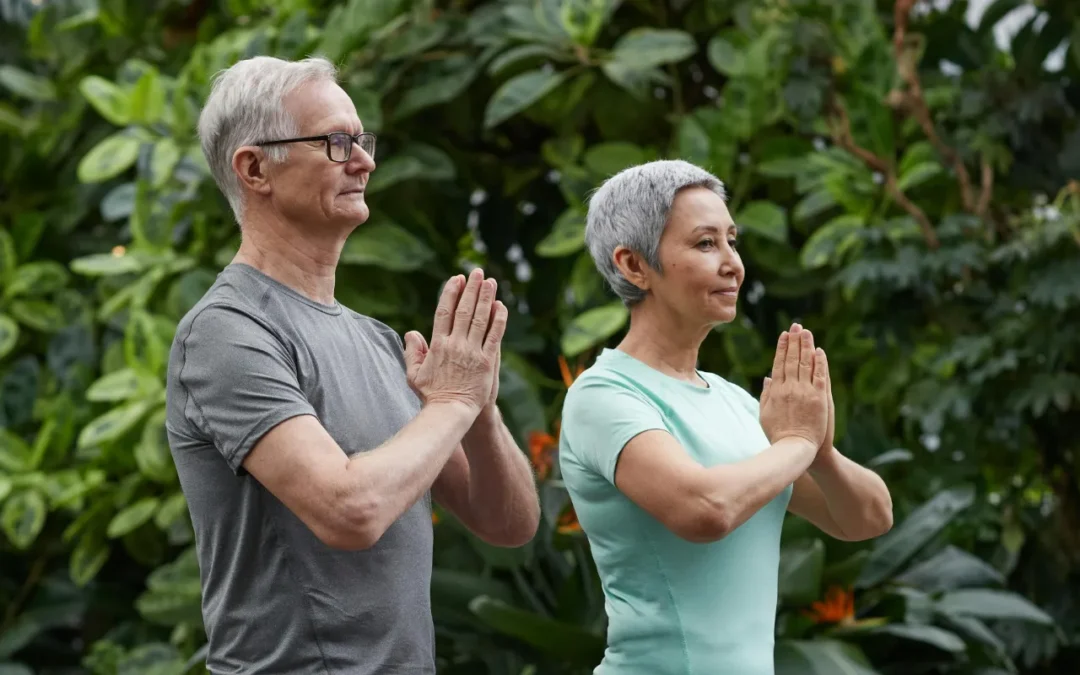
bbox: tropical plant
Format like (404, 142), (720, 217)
(1, 0), (1078, 673)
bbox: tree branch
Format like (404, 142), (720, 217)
(827, 96), (940, 250)
(893, 0), (977, 213)
(976, 155), (994, 219)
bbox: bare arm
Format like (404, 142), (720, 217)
(243, 269), (507, 550)
(432, 404), (540, 547)
(243, 401), (477, 550)
(614, 327), (829, 542)
(614, 430), (819, 542)
(788, 449), (893, 541)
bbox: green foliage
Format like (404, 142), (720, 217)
(1, 0), (1079, 674)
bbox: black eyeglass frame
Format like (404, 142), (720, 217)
(254, 131), (376, 163)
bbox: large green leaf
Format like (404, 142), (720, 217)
(77, 132), (141, 183)
(936, 589), (1055, 625)
(77, 400), (155, 449)
(1, 490), (47, 550)
(136, 408), (176, 484)
(561, 301), (629, 357)
(857, 485), (976, 588)
(895, 545), (1005, 593)
(341, 221), (435, 272)
(864, 624), (966, 653)
(364, 143), (455, 193)
(70, 251), (149, 276)
(0, 314), (18, 359)
(775, 640), (879, 675)
(484, 69), (568, 129)
(800, 215), (865, 269)
(609, 28), (697, 70)
(736, 201), (788, 244)
(4, 261), (70, 299)
(707, 35), (744, 76)
(108, 497), (161, 538)
(535, 209), (586, 258)
(583, 142), (645, 177)
(0, 65), (58, 101)
(78, 75), (131, 126)
(469, 596), (605, 666)
(778, 538), (824, 606)
(70, 534), (111, 587)
(86, 368), (142, 402)
(0, 476), (11, 503)
(8, 299), (65, 333)
(0, 430), (31, 473)
(395, 55), (479, 119)
(129, 68), (166, 125)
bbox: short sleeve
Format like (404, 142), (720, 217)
(172, 303), (317, 474)
(560, 376), (669, 484)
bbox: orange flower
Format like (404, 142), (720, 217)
(529, 430), (558, 480)
(804, 586), (855, 625)
(558, 355), (587, 388)
(431, 510), (440, 525)
(557, 505), (582, 534)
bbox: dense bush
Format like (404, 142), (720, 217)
(1, 0), (1078, 673)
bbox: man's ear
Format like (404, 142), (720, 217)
(232, 146), (273, 197)
(612, 246), (651, 293)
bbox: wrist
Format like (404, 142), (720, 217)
(809, 445), (840, 473)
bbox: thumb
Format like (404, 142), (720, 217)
(760, 376), (772, 409)
(403, 331), (427, 374)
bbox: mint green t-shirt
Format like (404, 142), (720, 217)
(559, 348), (792, 675)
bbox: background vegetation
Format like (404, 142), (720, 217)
(1, 0), (1078, 673)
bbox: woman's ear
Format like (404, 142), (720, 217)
(232, 146), (273, 196)
(612, 246), (651, 293)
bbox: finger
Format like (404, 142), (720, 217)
(783, 327), (801, 382)
(819, 349), (831, 396)
(452, 268), (485, 339)
(433, 275), (464, 338)
(483, 301), (508, 357)
(799, 330), (815, 382)
(469, 278), (496, 345)
(813, 350), (828, 391)
(771, 332), (788, 383)
(404, 331), (426, 376)
(760, 376), (772, 409)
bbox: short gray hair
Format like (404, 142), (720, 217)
(197, 56), (338, 223)
(584, 159), (727, 305)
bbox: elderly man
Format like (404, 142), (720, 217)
(165, 55), (540, 675)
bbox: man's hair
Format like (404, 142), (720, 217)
(197, 55), (338, 223)
(584, 159), (727, 305)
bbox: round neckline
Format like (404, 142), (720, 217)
(228, 263), (343, 316)
(600, 348), (712, 392)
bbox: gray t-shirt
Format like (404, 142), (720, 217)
(165, 263), (434, 675)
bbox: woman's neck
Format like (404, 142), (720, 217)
(616, 301), (712, 385)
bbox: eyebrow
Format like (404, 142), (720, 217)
(691, 224), (738, 236)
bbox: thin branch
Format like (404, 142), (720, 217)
(828, 96), (940, 250)
(893, 0), (977, 213)
(976, 155), (994, 219)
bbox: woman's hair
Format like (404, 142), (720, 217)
(584, 159), (727, 305)
(197, 55), (338, 223)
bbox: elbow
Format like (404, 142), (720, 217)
(474, 504), (541, 549)
(315, 489), (387, 551)
(675, 497), (736, 544)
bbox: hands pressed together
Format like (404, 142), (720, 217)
(403, 268), (505, 414)
(759, 323), (835, 457)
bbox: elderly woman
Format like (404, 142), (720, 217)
(558, 160), (894, 675)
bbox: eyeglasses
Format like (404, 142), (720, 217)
(254, 131), (376, 163)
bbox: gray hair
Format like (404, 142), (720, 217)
(197, 55), (338, 223)
(584, 159), (727, 305)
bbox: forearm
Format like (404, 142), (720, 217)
(700, 436), (818, 536)
(459, 405), (540, 542)
(343, 400), (477, 543)
(809, 448), (893, 539)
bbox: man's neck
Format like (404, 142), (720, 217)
(616, 301), (712, 386)
(233, 210), (351, 306)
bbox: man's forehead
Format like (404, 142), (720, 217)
(286, 81), (362, 132)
